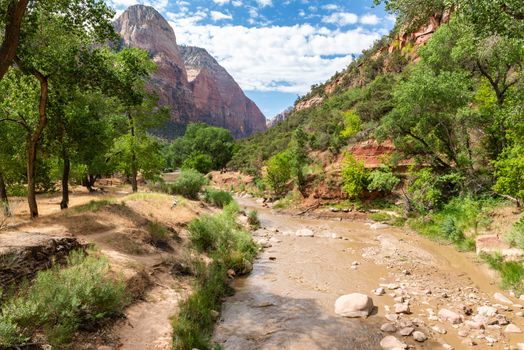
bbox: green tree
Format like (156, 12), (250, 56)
(368, 167), (400, 193)
(0, 0), (29, 80)
(340, 111), (362, 139)
(493, 145), (524, 206)
(289, 127), (309, 192)
(341, 154), (368, 199)
(182, 153), (213, 174)
(265, 151), (292, 197)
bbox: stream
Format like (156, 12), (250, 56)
(212, 197), (524, 350)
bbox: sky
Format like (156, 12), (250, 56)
(106, 0), (395, 118)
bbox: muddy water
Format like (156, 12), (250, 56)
(213, 198), (524, 350)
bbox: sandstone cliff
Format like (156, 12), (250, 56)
(114, 5), (266, 138)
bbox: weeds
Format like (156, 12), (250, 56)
(0, 250), (128, 348)
(147, 221), (171, 246)
(481, 252), (524, 292)
(203, 188), (233, 208)
(247, 210), (260, 229)
(73, 199), (114, 213)
(166, 170), (208, 199)
(173, 201), (257, 350)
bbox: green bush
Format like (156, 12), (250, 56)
(482, 252), (524, 291)
(182, 153), (213, 174)
(506, 217), (524, 249)
(367, 167), (400, 193)
(0, 251), (128, 348)
(170, 170), (208, 199)
(203, 188), (233, 208)
(147, 221), (170, 246)
(341, 154), (368, 199)
(265, 151), (292, 197)
(247, 210), (260, 229)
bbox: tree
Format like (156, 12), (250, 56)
(368, 167), (400, 194)
(182, 153), (213, 174)
(0, 0), (29, 80)
(341, 154), (368, 199)
(289, 127), (309, 192)
(493, 145), (524, 206)
(265, 151), (292, 197)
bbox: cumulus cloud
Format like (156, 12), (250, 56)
(210, 10), (232, 21)
(256, 0), (272, 7)
(360, 14), (380, 25)
(171, 21), (381, 93)
(321, 12), (359, 26)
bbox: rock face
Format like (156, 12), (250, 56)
(180, 46), (267, 138)
(114, 5), (266, 138)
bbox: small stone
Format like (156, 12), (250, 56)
(494, 292), (513, 304)
(268, 256), (276, 261)
(385, 313), (399, 322)
(399, 327), (414, 336)
(496, 314), (509, 325)
(388, 283), (400, 290)
(394, 296), (405, 303)
(352, 261), (360, 266)
(227, 269), (236, 278)
(334, 293), (374, 318)
(516, 311), (524, 317)
(210, 310), (220, 319)
(394, 303), (410, 314)
(438, 309), (462, 324)
(402, 270), (411, 275)
(465, 320), (484, 330)
(412, 331), (427, 342)
(374, 287), (386, 296)
(380, 335), (407, 350)
(432, 326), (447, 334)
(462, 338), (477, 346)
(504, 324), (522, 333)
(513, 304), (523, 309)
(296, 228), (315, 237)
(381, 323), (397, 332)
(442, 344), (454, 350)
(477, 305), (498, 317)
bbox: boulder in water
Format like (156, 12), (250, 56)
(334, 293), (374, 318)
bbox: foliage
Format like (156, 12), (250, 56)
(265, 151), (292, 197)
(202, 188), (233, 208)
(493, 145), (524, 206)
(165, 124), (234, 171)
(341, 154), (368, 199)
(340, 111), (362, 139)
(367, 167), (400, 193)
(505, 217), (524, 250)
(169, 170), (208, 200)
(0, 250), (128, 348)
(482, 252), (524, 292)
(182, 153), (213, 174)
(247, 210), (260, 229)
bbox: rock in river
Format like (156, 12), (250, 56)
(380, 335), (407, 350)
(295, 228), (315, 237)
(334, 293), (374, 318)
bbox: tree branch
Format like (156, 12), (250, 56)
(0, 0), (29, 80)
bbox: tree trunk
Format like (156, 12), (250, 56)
(0, 172), (10, 217)
(127, 112), (138, 193)
(15, 58), (48, 219)
(0, 0), (29, 81)
(60, 153), (70, 210)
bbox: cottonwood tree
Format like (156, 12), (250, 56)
(0, 0), (29, 80)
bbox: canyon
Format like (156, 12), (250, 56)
(114, 5), (267, 138)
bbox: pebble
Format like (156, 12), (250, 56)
(442, 344), (454, 350)
(379, 335), (407, 350)
(478, 305), (498, 317)
(494, 292), (513, 304)
(432, 326), (447, 334)
(412, 331), (427, 342)
(504, 324), (522, 333)
(465, 320), (484, 330)
(394, 303), (410, 314)
(399, 327), (414, 336)
(380, 323), (397, 332)
(374, 287), (386, 296)
(438, 308), (462, 324)
(385, 313), (399, 322)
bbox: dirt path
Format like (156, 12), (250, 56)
(213, 197), (524, 350)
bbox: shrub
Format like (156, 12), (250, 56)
(170, 170), (208, 199)
(147, 221), (170, 246)
(182, 153), (213, 174)
(493, 144), (524, 206)
(367, 167), (400, 193)
(265, 151), (292, 197)
(440, 217), (465, 242)
(203, 188), (233, 208)
(340, 111), (362, 139)
(482, 252), (524, 291)
(506, 217), (524, 249)
(341, 154), (368, 199)
(0, 251), (128, 348)
(247, 210), (260, 229)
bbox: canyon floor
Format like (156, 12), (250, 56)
(3, 189), (524, 349)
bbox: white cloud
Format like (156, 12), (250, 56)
(322, 4), (339, 11)
(360, 14), (380, 25)
(232, 0), (243, 6)
(170, 21), (382, 94)
(210, 10), (232, 21)
(256, 0), (272, 7)
(212, 0), (229, 5)
(107, 0), (168, 11)
(322, 12), (359, 26)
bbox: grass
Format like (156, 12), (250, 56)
(72, 199), (114, 213)
(202, 188), (233, 208)
(172, 202), (257, 350)
(0, 250), (128, 348)
(125, 192), (172, 202)
(408, 196), (501, 252)
(481, 252), (524, 292)
(147, 221), (171, 246)
(247, 210), (260, 229)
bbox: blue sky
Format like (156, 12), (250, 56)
(107, 0), (395, 118)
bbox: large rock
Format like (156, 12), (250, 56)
(438, 309), (462, 324)
(114, 5), (266, 138)
(380, 335), (407, 350)
(334, 293), (374, 318)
